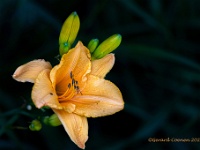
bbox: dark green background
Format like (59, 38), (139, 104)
(1, 0), (200, 149)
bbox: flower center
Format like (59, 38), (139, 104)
(58, 71), (82, 101)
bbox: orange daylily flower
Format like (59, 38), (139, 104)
(13, 41), (124, 149)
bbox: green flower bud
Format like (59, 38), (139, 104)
(92, 34), (122, 60)
(43, 116), (49, 125)
(59, 42), (71, 56)
(87, 38), (99, 53)
(59, 11), (80, 55)
(29, 120), (42, 131)
(43, 114), (61, 127)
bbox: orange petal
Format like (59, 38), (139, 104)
(32, 69), (62, 109)
(12, 59), (52, 83)
(61, 102), (76, 113)
(72, 42), (91, 84)
(91, 54), (115, 78)
(70, 75), (124, 117)
(53, 109), (88, 149)
(50, 41), (91, 93)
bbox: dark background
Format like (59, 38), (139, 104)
(1, 0), (200, 149)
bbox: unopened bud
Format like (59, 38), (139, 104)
(59, 11), (80, 55)
(92, 34), (122, 60)
(59, 42), (71, 56)
(29, 119), (42, 131)
(43, 114), (61, 127)
(87, 38), (99, 53)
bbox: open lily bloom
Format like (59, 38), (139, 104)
(13, 41), (124, 149)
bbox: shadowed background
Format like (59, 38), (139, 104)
(1, 0), (200, 149)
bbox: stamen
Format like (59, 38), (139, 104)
(59, 90), (75, 101)
(72, 79), (75, 86)
(58, 88), (70, 99)
(70, 71), (73, 79)
(75, 86), (82, 95)
(58, 71), (82, 101)
(68, 83), (71, 89)
(74, 85), (77, 90)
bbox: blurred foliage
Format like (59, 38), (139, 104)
(1, 0), (200, 149)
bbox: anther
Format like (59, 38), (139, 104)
(70, 71), (73, 79)
(68, 83), (71, 89)
(72, 79), (75, 85)
(75, 86), (82, 95)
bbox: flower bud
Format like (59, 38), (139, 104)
(29, 119), (42, 131)
(59, 42), (71, 56)
(59, 11), (80, 55)
(43, 114), (61, 127)
(92, 34), (122, 60)
(87, 38), (99, 53)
